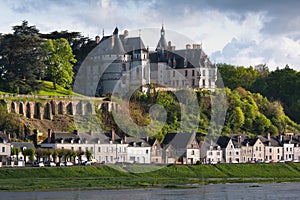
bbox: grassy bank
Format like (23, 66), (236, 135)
(1, 163), (300, 191)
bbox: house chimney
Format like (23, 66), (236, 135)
(267, 132), (271, 140)
(123, 135), (127, 143)
(186, 44), (191, 50)
(238, 135), (241, 145)
(47, 129), (52, 143)
(111, 129), (115, 141)
(74, 130), (78, 135)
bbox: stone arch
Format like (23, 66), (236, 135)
(26, 102), (32, 118)
(11, 102), (16, 113)
(84, 102), (93, 115)
(76, 102), (83, 115)
(50, 100), (57, 115)
(34, 102), (42, 119)
(19, 102), (24, 115)
(58, 102), (64, 115)
(44, 103), (51, 120)
(66, 102), (73, 115)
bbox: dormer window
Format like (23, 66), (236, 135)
(133, 142), (136, 147)
(141, 142), (144, 147)
(70, 139), (74, 144)
(61, 139), (64, 144)
(97, 139), (100, 144)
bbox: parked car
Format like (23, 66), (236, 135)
(293, 159), (299, 163)
(56, 162), (65, 167)
(33, 162), (44, 167)
(278, 160), (285, 163)
(65, 162), (74, 166)
(82, 160), (92, 166)
(46, 162), (56, 167)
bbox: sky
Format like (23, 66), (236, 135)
(1, 0), (300, 71)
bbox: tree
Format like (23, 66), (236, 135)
(0, 21), (46, 93)
(229, 107), (245, 131)
(51, 149), (58, 163)
(43, 38), (76, 90)
(85, 150), (92, 161)
(23, 148), (35, 164)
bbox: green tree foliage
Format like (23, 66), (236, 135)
(0, 104), (18, 134)
(23, 148), (35, 163)
(229, 107), (245, 131)
(217, 64), (260, 90)
(251, 66), (300, 123)
(0, 21), (45, 93)
(42, 38), (76, 90)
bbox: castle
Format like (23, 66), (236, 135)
(75, 25), (217, 96)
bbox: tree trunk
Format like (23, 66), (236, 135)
(53, 81), (57, 90)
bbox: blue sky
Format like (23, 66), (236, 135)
(1, 0), (300, 71)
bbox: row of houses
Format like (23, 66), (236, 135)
(1, 130), (300, 165)
(38, 130), (300, 164)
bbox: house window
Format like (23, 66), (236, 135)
(269, 149), (272, 153)
(79, 147), (82, 152)
(236, 152), (239, 155)
(256, 147), (258, 151)
(111, 156), (113, 162)
(217, 152), (220, 156)
(173, 71), (175, 77)
(71, 147), (74, 151)
(185, 70), (188, 77)
(286, 147), (288, 152)
(192, 70), (195, 76)
(278, 149), (280, 153)
(98, 147), (101, 152)
(2, 147), (5, 152)
(202, 70), (205, 76)
(259, 147), (261, 151)
(290, 148), (292, 151)
(191, 150), (195, 155)
(146, 150), (149, 154)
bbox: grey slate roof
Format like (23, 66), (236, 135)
(12, 142), (35, 150)
(162, 132), (196, 149)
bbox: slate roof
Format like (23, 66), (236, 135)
(125, 137), (151, 147)
(162, 132), (196, 149)
(0, 132), (9, 143)
(11, 142), (35, 150)
(43, 131), (119, 145)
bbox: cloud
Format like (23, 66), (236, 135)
(211, 36), (300, 70)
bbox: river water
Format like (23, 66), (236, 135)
(0, 182), (299, 200)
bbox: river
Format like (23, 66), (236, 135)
(0, 182), (299, 200)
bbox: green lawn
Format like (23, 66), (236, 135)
(1, 163), (300, 191)
(0, 81), (82, 98)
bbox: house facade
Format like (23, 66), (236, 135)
(162, 132), (200, 164)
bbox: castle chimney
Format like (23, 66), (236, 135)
(95, 35), (101, 44)
(47, 129), (52, 143)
